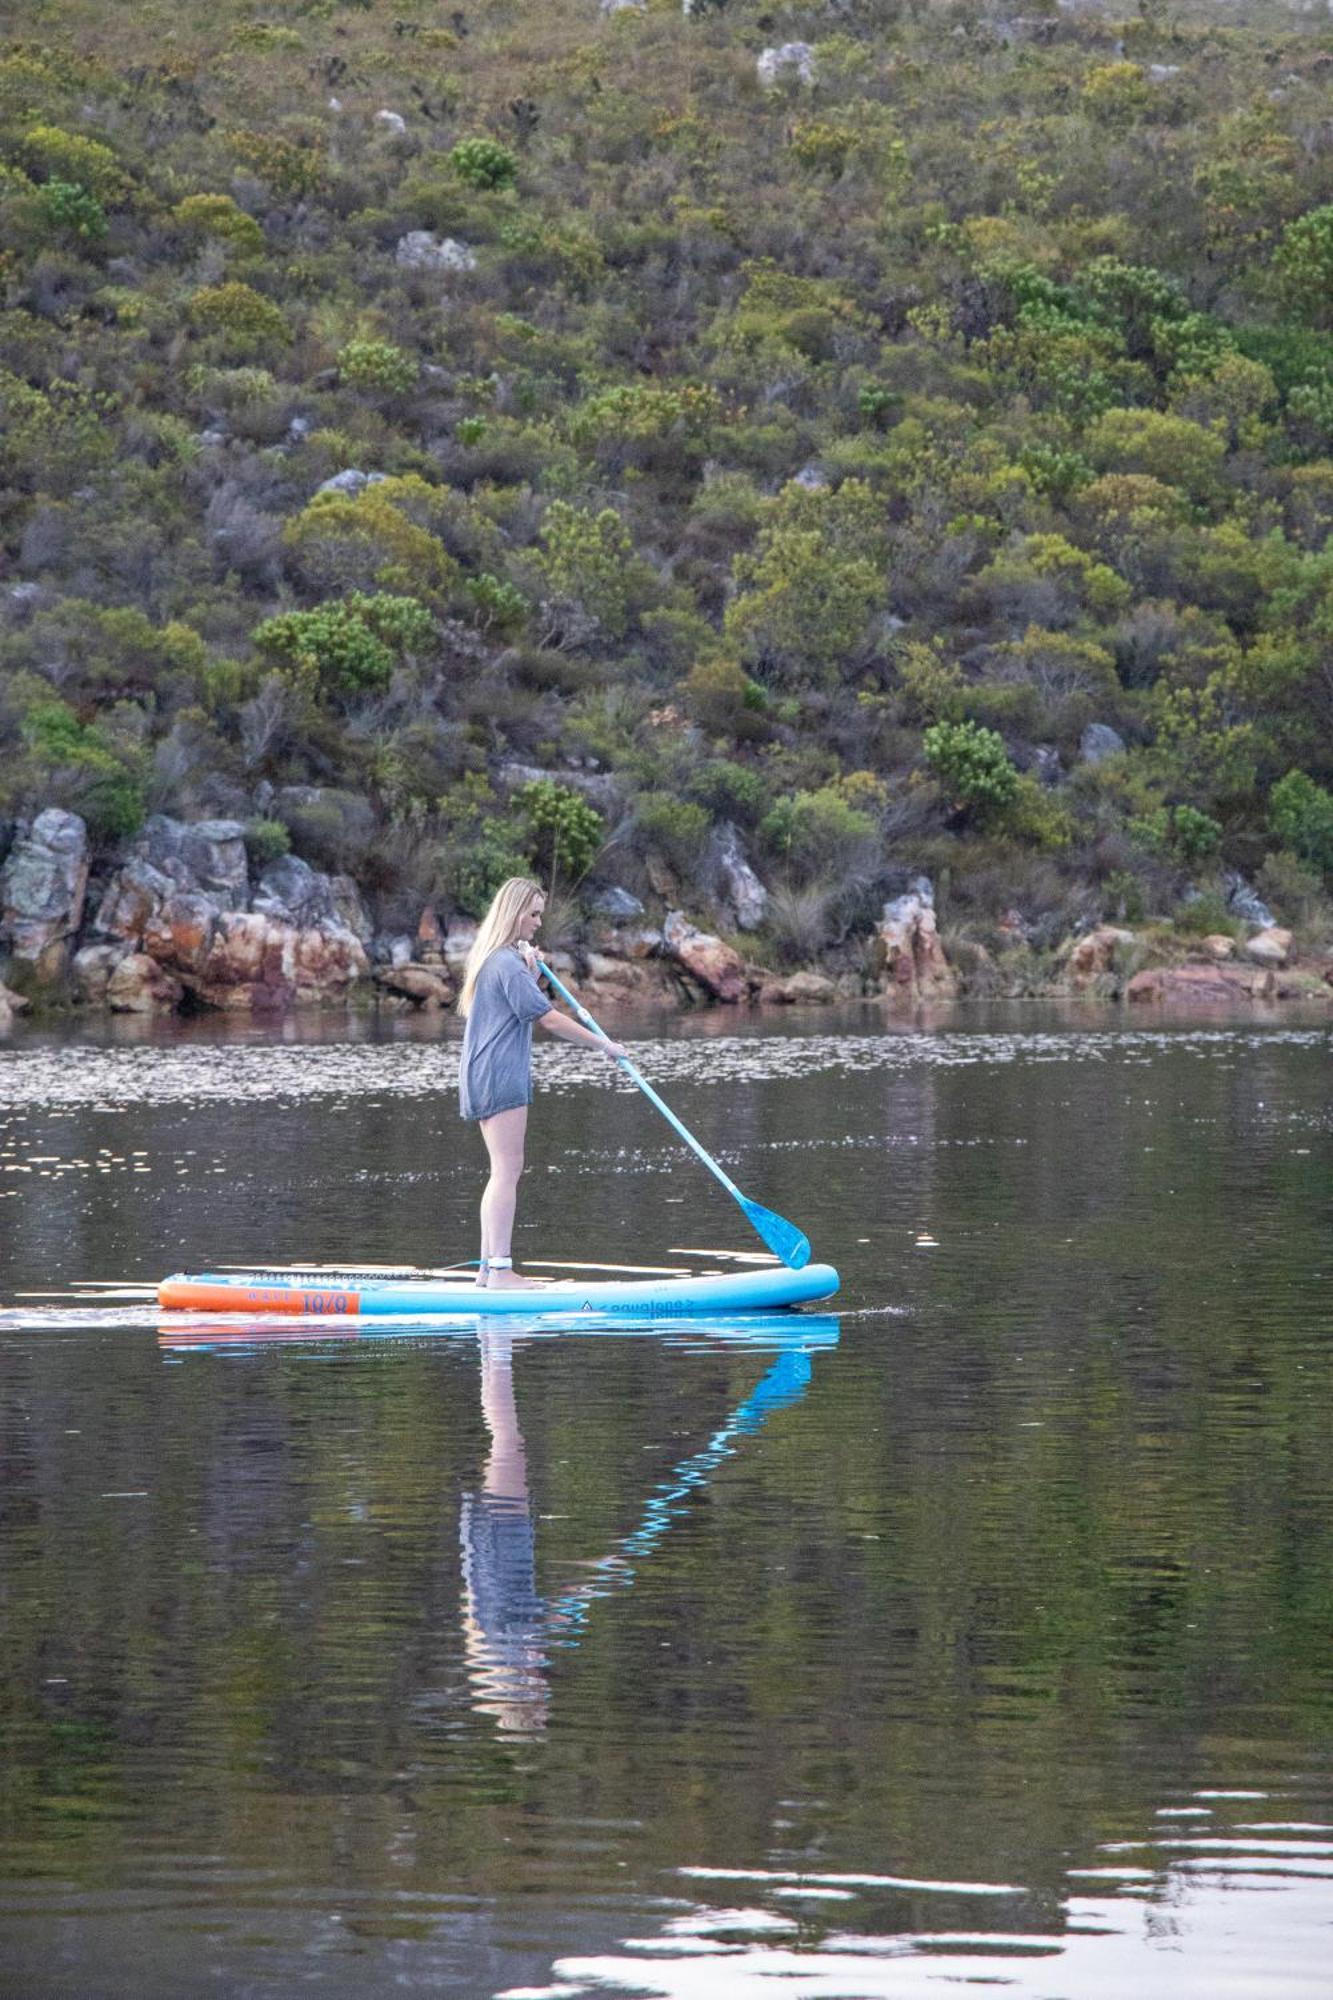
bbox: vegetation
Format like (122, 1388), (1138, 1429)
(2, 0), (1332, 961)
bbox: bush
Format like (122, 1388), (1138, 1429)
(21, 700), (144, 837)
(173, 193), (264, 254)
(35, 180), (106, 241)
(632, 792), (712, 871)
(449, 138), (517, 191)
(338, 339), (417, 394)
(189, 282), (291, 356)
(1274, 206), (1333, 329)
(758, 785), (878, 883)
(684, 758), (768, 825)
(1269, 769), (1333, 873)
(20, 125), (130, 203)
(253, 592), (434, 697)
(244, 817), (291, 866)
(512, 779), (604, 887)
(923, 720), (1019, 820)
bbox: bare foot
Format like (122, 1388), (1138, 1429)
(486, 1269), (544, 1290)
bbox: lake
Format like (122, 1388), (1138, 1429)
(1, 1003), (1330, 1998)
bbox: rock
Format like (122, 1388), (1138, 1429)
(375, 109), (408, 135)
(1059, 925), (1136, 990)
(1126, 964), (1275, 1005)
(0, 809), (90, 980)
(1079, 722), (1126, 765)
(792, 463), (828, 491)
(708, 821), (768, 932)
(92, 859), (173, 944)
(0, 979), (31, 1030)
(106, 952), (184, 1014)
(756, 964), (832, 1000)
(1224, 872), (1276, 931)
(72, 943), (129, 1005)
(871, 879), (958, 1002)
(1245, 927), (1292, 967)
(180, 820), (249, 908)
(1200, 933), (1236, 961)
(495, 760), (621, 810)
(663, 910), (747, 1003)
(1148, 63), (1181, 80)
(416, 904), (445, 965)
(143, 894), (366, 1010)
(757, 42), (817, 87)
(1274, 967), (1333, 1001)
(589, 886), (645, 922)
(253, 854), (341, 930)
(315, 468), (388, 498)
(589, 923), (661, 961)
(329, 874), (373, 944)
(1032, 745), (1063, 788)
(375, 962), (453, 1009)
(395, 231), (478, 273)
(443, 918), (478, 972)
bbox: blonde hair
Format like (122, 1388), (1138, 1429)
(457, 877), (544, 1018)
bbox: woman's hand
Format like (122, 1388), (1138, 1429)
(516, 941), (538, 973)
(602, 1038), (628, 1061)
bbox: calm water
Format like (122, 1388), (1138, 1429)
(1, 1004), (1330, 1999)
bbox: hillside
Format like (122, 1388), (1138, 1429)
(2, 0), (1333, 995)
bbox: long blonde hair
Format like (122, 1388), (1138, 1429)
(457, 877), (543, 1018)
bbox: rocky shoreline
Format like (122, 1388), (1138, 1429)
(1, 809), (1330, 1033)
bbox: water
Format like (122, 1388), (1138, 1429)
(1, 1004), (1330, 1998)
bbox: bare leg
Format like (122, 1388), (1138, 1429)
(479, 1106), (541, 1289)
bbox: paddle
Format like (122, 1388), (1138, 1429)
(535, 959), (811, 1270)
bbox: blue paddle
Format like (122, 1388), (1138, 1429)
(535, 958), (811, 1270)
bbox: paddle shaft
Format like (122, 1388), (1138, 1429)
(536, 960), (747, 1206)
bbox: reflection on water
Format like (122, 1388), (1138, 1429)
(0, 1008), (1330, 1999)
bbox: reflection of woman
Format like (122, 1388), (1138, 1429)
(457, 878), (625, 1291)
(460, 1328), (550, 1734)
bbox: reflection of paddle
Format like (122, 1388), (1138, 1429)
(536, 959), (811, 1270)
(547, 1346), (817, 1644)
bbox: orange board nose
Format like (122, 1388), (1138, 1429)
(157, 1280), (361, 1316)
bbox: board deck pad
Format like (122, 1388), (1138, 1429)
(158, 1261), (840, 1318)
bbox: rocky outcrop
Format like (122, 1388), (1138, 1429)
(1079, 722), (1125, 765)
(663, 910), (747, 1003)
(0, 809), (91, 981)
(757, 42), (817, 87)
(708, 821), (768, 931)
(1126, 964), (1276, 1005)
(758, 970), (838, 1005)
(374, 962), (453, 1009)
(1056, 925), (1136, 994)
(133, 816), (249, 908)
(870, 879), (958, 1003)
(395, 231), (477, 273)
(1244, 927), (1292, 968)
(140, 904), (368, 1011)
(0, 980), (30, 1031)
(106, 952), (185, 1014)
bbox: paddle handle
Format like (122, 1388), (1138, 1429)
(536, 960), (744, 1205)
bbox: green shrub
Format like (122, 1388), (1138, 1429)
(20, 125), (130, 203)
(1170, 802), (1224, 864)
(21, 700), (143, 838)
(244, 818), (291, 866)
(512, 779), (604, 886)
(536, 502), (637, 642)
(253, 592), (434, 697)
(449, 138), (517, 191)
(759, 785), (878, 882)
(1274, 206), (1333, 328)
(923, 720), (1020, 820)
(1269, 769), (1333, 873)
(189, 282), (291, 355)
(1174, 890), (1240, 938)
(35, 179), (105, 240)
(685, 759), (768, 825)
(632, 792), (712, 870)
(338, 339), (417, 394)
(173, 193), (264, 254)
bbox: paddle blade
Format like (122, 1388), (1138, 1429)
(741, 1200), (811, 1270)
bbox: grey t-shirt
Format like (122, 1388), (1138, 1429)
(459, 946), (550, 1121)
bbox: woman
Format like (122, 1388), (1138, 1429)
(458, 877), (626, 1289)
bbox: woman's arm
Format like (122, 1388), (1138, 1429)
(538, 1008), (627, 1060)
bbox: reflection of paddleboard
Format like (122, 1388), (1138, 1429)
(157, 1262), (840, 1318)
(157, 1311), (842, 1352)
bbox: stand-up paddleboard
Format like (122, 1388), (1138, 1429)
(157, 1262), (840, 1318)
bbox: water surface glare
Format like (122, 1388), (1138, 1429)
(0, 1006), (1329, 1997)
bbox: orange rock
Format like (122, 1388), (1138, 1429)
(662, 910), (746, 1003)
